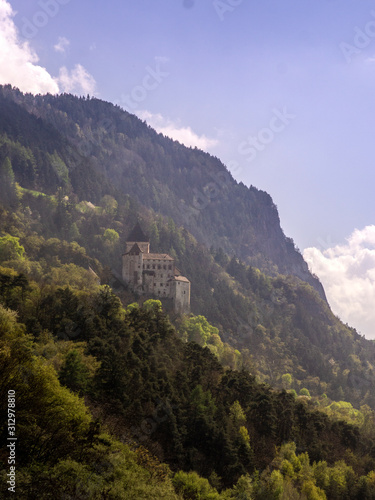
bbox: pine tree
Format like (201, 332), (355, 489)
(0, 157), (17, 207)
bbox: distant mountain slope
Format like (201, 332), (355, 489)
(0, 85), (326, 301)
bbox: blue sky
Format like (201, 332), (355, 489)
(1, 0), (375, 337)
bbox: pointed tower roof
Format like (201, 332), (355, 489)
(127, 222), (149, 242)
(127, 243), (143, 255)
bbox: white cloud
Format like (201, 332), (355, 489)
(56, 64), (96, 95)
(0, 0), (58, 94)
(54, 36), (70, 54)
(304, 226), (375, 339)
(0, 0), (96, 96)
(136, 110), (218, 151)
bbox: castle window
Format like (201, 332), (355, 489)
(163, 265), (166, 270)
(152, 265), (155, 269)
(160, 283), (163, 287)
(147, 265), (150, 269)
(158, 265), (161, 270)
(168, 265), (172, 270)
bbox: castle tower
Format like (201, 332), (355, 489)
(125, 222), (150, 254)
(122, 243), (144, 291)
(168, 273), (191, 313)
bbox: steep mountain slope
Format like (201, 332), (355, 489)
(0, 85), (325, 300)
(3, 84), (375, 410)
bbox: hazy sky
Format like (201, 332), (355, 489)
(1, 0), (375, 337)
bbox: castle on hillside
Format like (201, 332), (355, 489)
(122, 223), (190, 314)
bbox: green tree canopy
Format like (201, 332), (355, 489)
(103, 228), (119, 244)
(59, 349), (90, 394)
(0, 235), (25, 262)
(179, 314), (219, 346)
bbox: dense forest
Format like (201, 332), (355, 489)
(1, 85), (375, 499)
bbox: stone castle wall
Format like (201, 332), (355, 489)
(122, 228), (190, 313)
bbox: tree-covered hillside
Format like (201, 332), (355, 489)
(1, 217), (375, 498)
(2, 85), (375, 498)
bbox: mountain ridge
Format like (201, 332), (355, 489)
(0, 84), (326, 301)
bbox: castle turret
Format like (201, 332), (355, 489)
(122, 243), (144, 291)
(125, 222), (150, 254)
(168, 272), (191, 314)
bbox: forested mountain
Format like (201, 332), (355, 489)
(2, 84), (375, 499)
(0, 84), (325, 299)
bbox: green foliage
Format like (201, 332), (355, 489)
(230, 400), (247, 427)
(190, 385), (217, 418)
(103, 227), (119, 244)
(0, 303), (182, 499)
(47, 152), (69, 185)
(316, 399), (369, 427)
(142, 298), (163, 313)
(126, 302), (139, 313)
(0, 156), (17, 207)
(0, 304), (92, 466)
(100, 194), (118, 216)
(300, 388), (311, 398)
(173, 471), (222, 499)
(231, 474), (254, 499)
(178, 314), (219, 346)
(281, 373), (292, 390)
(1, 156), (14, 183)
(0, 234), (25, 261)
(1, 246), (375, 497)
(59, 349), (90, 394)
(177, 314), (243, 370)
